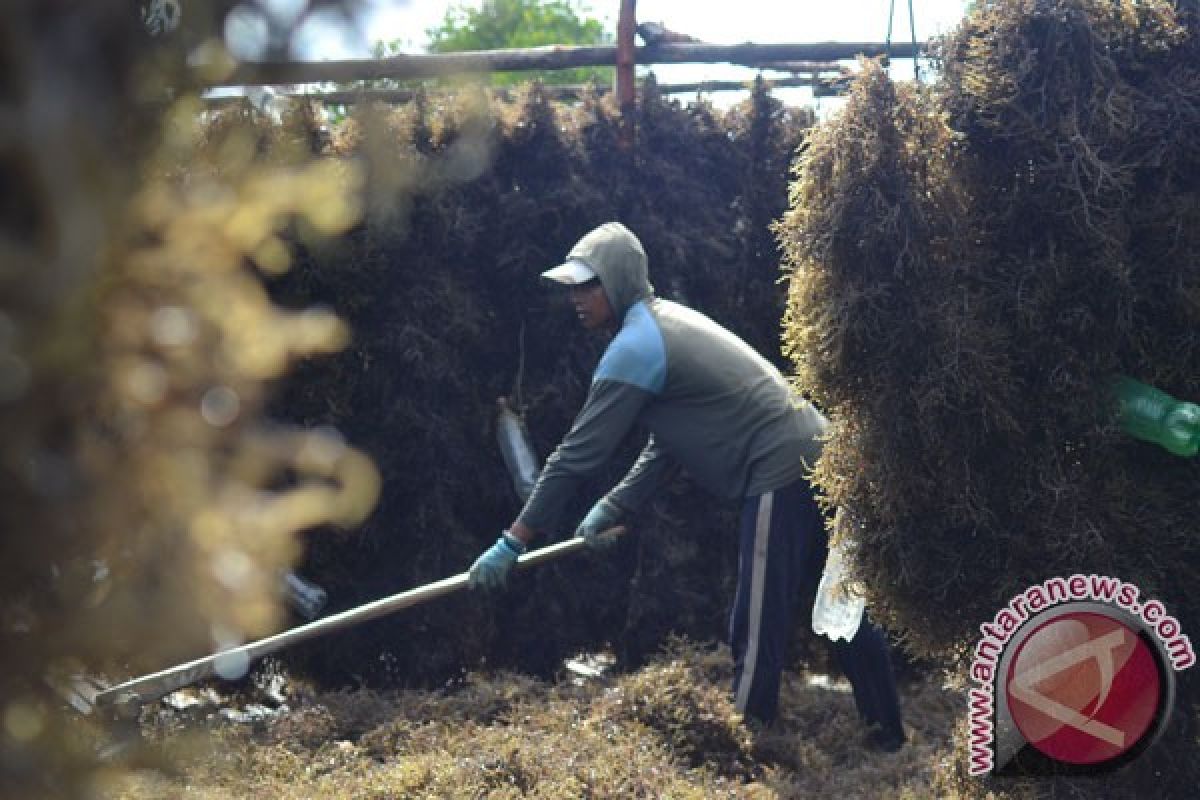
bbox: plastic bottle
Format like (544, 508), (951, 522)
(282, 571), (327, 620)
(1113, 375), (1200, 458)
(812, 534), (866, 642)
(496, 397), (541, 502)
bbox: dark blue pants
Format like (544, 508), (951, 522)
(730, 478), (904, 737)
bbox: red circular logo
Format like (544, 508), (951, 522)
(1005, 611), (1162, 765)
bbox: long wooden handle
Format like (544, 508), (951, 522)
(92, 527), (627, 712)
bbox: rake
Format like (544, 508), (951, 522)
(64, 529), (625, 719)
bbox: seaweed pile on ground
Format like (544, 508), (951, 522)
(260, 78), (815, 687)
(104, 637), (957, 799)
(779, 0), (1200, 796)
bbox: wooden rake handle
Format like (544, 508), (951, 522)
(92, 526), (628, 713)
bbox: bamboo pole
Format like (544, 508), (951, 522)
(204, 41), (921, 88)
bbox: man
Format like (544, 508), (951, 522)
(469, 222), (905, 749)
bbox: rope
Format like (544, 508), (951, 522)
(884, 0), (921, 81)
(908, 0), (920, 81)
(886, 0), (896, 53)
(511, 320), (527, 412)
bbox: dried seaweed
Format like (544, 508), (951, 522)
(780, 1), (1200, 795)
(262, 79), (813, 689)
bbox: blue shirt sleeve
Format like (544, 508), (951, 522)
(594, 302), (666, 394)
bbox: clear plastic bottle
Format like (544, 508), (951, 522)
(812, 533), (866, 642)
(282, 571), (327, 620)
(1113, 375), (1200, 458)
(496, 397), (541, 502)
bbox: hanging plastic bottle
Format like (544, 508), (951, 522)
(496, 396), (541, 502)
(282, 571), (327, 620)
(812, 512), (866, 642)
(1112, 375), (1200, 458)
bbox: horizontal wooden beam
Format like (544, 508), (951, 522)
(655, 76), (837, 94)
(752, 60), (854, 73)
(204, 41), (921, 88)
(202, 75), (842, 109)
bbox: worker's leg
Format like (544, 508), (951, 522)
(729, 482), (817, 724)
(831, 618), (906, 749)
(809, 512), (906, 749)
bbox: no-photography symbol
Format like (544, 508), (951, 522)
(1004, 609), (1167, 768)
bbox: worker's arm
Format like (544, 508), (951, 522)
(569, 435), (679, 551)
(472, 381), (648, 589)
(509, 377), (654, 544)
(509, 307), (668, 545)
(604, 434), (679, 514)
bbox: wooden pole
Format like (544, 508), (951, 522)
(92, 528), (627, 713)
(201, 76), (834, 109)
(750, 60), (852, 73)
(616, 0), (637, 149)
(654, 75), (836, 95)
(204, 41), (921, 88)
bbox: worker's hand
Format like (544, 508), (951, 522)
(576, 498), (622, 550)
(468, 531), (526, 591)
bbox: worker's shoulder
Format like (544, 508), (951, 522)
(596, 302), (666, 392)
(652, 297), (740, 336)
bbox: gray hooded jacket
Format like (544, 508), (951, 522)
(516, 222), (827, 532)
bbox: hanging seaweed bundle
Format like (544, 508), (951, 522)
(781, 1), (1200, 796)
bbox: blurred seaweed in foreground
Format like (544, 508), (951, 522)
(0, 3), (379, 797)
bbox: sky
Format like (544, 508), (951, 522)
(243, 0), (972, 109)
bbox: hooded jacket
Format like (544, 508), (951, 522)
(516, 222), (828, 532)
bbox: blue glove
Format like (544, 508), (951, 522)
(575, 498), (622, 550)
(468, 531), (526, 591)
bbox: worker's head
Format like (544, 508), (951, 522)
(541, 222), (653, 332)
(540, 256), (613, 330)
(567, 275), (614, 331)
